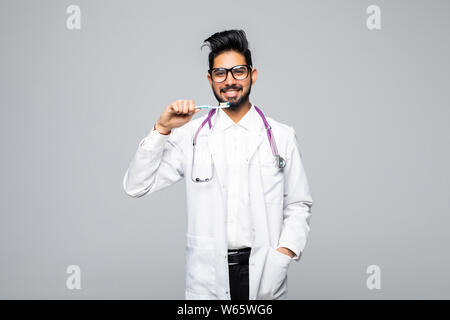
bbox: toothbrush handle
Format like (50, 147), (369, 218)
(195, 105), (211, 109)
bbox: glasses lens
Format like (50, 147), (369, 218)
(232, 66), (249, 79)
(212, 69), (227, 82)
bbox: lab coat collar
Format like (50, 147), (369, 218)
(214, 103), (263, 133)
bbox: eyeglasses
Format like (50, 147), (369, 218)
(208, 65), (252, 83)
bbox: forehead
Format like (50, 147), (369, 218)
(213, 50), (246, 69)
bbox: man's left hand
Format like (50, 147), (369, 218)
(277, 247), (295, 258)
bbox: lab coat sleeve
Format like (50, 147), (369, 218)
(278, 128), (314, 261)
(123, 125), (185, 198)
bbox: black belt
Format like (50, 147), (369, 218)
(228, 247), (251, 265)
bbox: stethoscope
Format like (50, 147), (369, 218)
(191, 105), (286, 183)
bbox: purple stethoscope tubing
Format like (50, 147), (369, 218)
(191, 105), (286, 183)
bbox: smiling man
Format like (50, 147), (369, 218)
(123, 29), (314, 300)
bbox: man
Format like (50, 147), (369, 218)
(123, 29), (313, 300)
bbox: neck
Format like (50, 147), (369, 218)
(223, 100), (252, 123)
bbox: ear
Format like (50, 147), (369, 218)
(207, 72), (212, 86)
(250, 67), (258, 85)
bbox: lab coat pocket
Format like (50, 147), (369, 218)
(260, 160), (284, 205)
(185, 233), (216, 297)
(258, 247), (292, 300)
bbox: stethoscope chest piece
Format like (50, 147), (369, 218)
(276, 155), (286, 169)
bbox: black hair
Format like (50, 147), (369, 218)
(201, 29), (253, 70)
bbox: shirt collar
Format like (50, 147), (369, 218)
(215, 103), (259, 132)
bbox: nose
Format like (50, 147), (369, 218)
(224, 70), (237, 87)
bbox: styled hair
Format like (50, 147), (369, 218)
(201, 29), (253, 70)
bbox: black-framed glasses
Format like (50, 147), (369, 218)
(208, 64), (252, 83)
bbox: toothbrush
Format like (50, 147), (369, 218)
(195, 102), (230, 109)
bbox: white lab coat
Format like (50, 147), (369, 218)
(123, 110), (313, 300)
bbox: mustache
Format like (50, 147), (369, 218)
(221, 86), (241, 92)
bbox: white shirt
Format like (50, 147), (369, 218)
(213, 104), (259, 250)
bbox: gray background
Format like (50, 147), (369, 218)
(1, 0), (449, 299)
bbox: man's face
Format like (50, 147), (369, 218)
(207, 50), (258, 110)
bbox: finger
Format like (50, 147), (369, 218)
(182, 100), (189, 114)
(177, 101), (184, 114)
(188, 100), (194, 112)
(188, 100), (195, 114)
(178, 100), (184, 114)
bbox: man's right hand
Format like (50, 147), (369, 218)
(156, 100), (201, 134)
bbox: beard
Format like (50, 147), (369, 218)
(212, 78), (252, 111)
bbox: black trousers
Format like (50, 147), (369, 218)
(228, 247), (251, 300)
